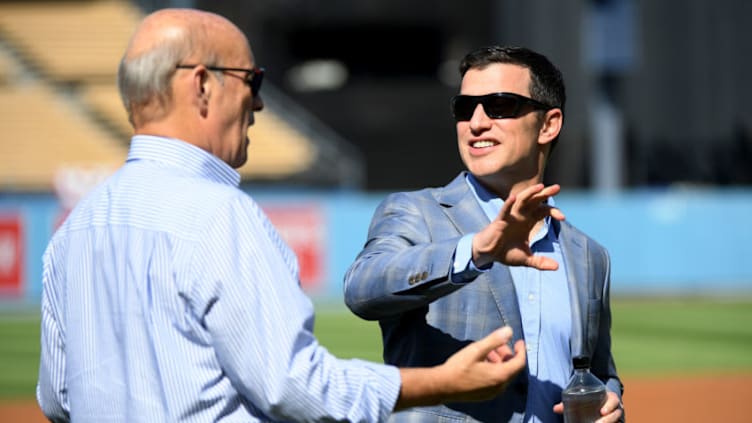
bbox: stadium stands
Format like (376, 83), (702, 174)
(0, 0), (137, 83)
(241, 111), (317, 178)
(0, 0), (353, 193)
(0, 83), (126, 191)
(78, 82), (133, 138)
(0, 45), (22, 84)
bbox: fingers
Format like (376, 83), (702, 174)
(549, 207), (566, 221)
(556, 394), (623, 423)
(486, 349), (502, 363)
(601, 391), (621, 413)
(497, 184), (565, 222)
(498, 339), (527, 377)
(596, 391), (624, 423)
(485, 338), (527, 384)
(521, 185), (562, 217)
(474, 326), (514, 361)
(524, 254), (559, 271)
(486, 337), (519, 363)
(486, 343), (513, 363)
(516, 184), (557, 209)
(438, 328), (527, 404)
(481, 183), (564, 270)
(497, 193), (517, 220)
(596, 408), (624, 423)
(552, 402), (564, 414)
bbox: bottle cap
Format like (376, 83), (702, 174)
(572, 355), (591, 369)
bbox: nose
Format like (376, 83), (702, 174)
(252, 94), (264, 112)
(469, 103), (491, 132)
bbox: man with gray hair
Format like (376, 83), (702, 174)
(36, 9), (528, 422)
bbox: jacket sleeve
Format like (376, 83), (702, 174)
(344, 192), (470, 320)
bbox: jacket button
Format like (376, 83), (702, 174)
(420, 271), (428, 280)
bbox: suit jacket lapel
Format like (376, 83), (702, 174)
(486, 268), (525, 344)
(436, 172), (489, 234)
(435, 172), (525, 343)
(559, 221), (589, 358)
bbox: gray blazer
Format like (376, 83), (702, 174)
(344, 172), (623, 422)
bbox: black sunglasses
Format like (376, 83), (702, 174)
(176, 64), (265, 96)
(451, 92), (553, 121)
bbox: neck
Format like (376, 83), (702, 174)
(134, 114), (205, 150)
(475, 175), (544, 201)
(474, 153), (548, 200)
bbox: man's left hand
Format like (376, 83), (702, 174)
(553, 390), (624, 422)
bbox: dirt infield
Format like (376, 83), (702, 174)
(621, 373), (749, 422)
(2, 374), (749, 422)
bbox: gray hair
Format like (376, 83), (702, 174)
(117, 25), (220, 125)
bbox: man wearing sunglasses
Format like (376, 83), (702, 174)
(36, 10), (532, 423)
(345, 46), (624, 422)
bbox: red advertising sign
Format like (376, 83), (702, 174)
(0, 214), (23, 297)
(262, 204), (325, 293)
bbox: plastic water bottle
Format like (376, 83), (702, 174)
(562, 355), (607, 423)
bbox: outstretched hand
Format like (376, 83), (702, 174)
(438, 326), (527, 402)
(395, 326), (526, 411)
(471, 183), (565, 270)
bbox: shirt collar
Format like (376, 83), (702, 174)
(127, 135), (241, 187)
(465, 172), (504, 222)
(464, 173), (556, 244)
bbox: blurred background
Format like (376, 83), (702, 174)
(1, 0), (750, 300)
(0, 0), (750, 421)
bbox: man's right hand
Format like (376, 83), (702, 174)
(439, 326), (526, 402)
(472, 183), (565, 270)
(395, 326), (526, 410)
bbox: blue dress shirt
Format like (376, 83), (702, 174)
(37, 135), (400, 422)
(453, 174), (572, 423)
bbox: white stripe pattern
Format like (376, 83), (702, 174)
(37, 135), (400, 422)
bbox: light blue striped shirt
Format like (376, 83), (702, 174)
(37, 135), (401, 422)
(453, 174), (572, 423)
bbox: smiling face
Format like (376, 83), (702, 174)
(456, 63), (553, 194)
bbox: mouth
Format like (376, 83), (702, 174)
(469, 139), (499, 149)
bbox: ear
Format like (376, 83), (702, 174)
(538, 108), (563, 146)
(191, 66), (212, 118)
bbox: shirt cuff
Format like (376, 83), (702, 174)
(451, 233), (490, 283)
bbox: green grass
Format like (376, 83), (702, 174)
(611, 298), (752, 375)
(0, 313), (40, 399)
(315, 297), (752, 376)
(2, 297), (751, 399)
(314, 306), (383, 362)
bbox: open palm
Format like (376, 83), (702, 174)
(471, 183), (565, 270)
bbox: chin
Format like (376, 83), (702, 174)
(232, 157), (248, 169)
(468, 163), (504, 178)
